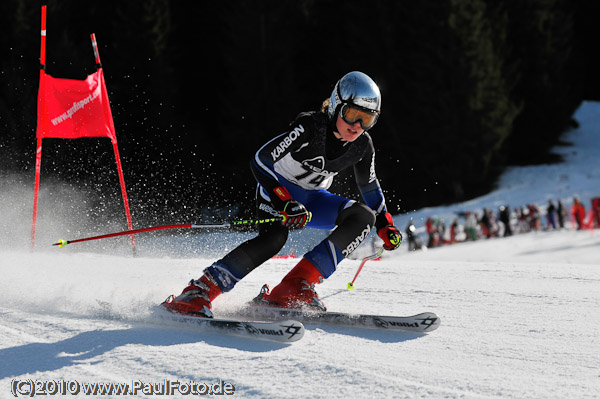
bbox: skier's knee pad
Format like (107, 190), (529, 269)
(304, 204), (376, 279)
(335, 202), (376, 231)
(328, 202), (376, 260)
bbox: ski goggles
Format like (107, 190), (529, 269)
(340, 103), (380, 130)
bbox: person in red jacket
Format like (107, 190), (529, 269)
(571, 197), (586, 230)
(592, 197), (600, 228)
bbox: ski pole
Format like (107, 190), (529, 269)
(52, 216), (284, 248)
(347, 247), (384, 290)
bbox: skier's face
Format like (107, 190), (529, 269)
(334, 114), (364, 142)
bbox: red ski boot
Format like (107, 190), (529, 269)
(162, 272), (222, 318)
(257, 258), (326, 311)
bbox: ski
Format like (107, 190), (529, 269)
(236, 306), (440, 333)
(154, 307), (305, 343)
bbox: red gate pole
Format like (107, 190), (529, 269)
(31, 5), (47, 248)
(91, 33), (135, 248)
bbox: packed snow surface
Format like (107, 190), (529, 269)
(1, 102), (599, 398)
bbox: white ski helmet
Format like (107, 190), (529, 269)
(328, 71), (381, 130)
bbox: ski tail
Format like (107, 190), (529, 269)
(153, 306), (305, 342)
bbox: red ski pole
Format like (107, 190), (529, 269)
(52, 216), (283, 248)
(347, 247), (384, 290)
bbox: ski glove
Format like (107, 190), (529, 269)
(271, 186), (311, 229)
(280, 200), (311, 229)
(376, 212), (402, 250)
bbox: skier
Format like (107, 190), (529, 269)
(163, 71), (402, 318)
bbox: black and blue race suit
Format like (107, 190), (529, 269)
(211, 110), (390, 291)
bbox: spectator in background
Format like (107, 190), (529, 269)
(528, 204), (542, 231)
(436, 218), (447, 244)
(514, 207), (527, 234)
(480, 208), (492, 238)
(488, 210), (499, 237)
(405, 220), (418, 251)
(557, 200), (566, 228)
(534, 204), (541, 230)
(592, 197), (600, 228)
(521, 205), (529, 224)
(498, 205), (512, 236)
(450, 218), (459, 243)
(571, 197), (586, 230)
(465, 211), (478, 240)
(425, 217), (437, 247)
(546, 200), (557, 229)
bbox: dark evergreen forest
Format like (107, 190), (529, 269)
(1, 0), (599, 225)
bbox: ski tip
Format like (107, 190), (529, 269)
(414, 312), (441, 332)
(275, 320), (306, 342)
(242, 318), (306, 343)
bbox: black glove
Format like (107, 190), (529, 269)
(376, 212), (402, 250)
(280, 200), (311, 229)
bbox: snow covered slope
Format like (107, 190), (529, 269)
(1, 102), (599, 398)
